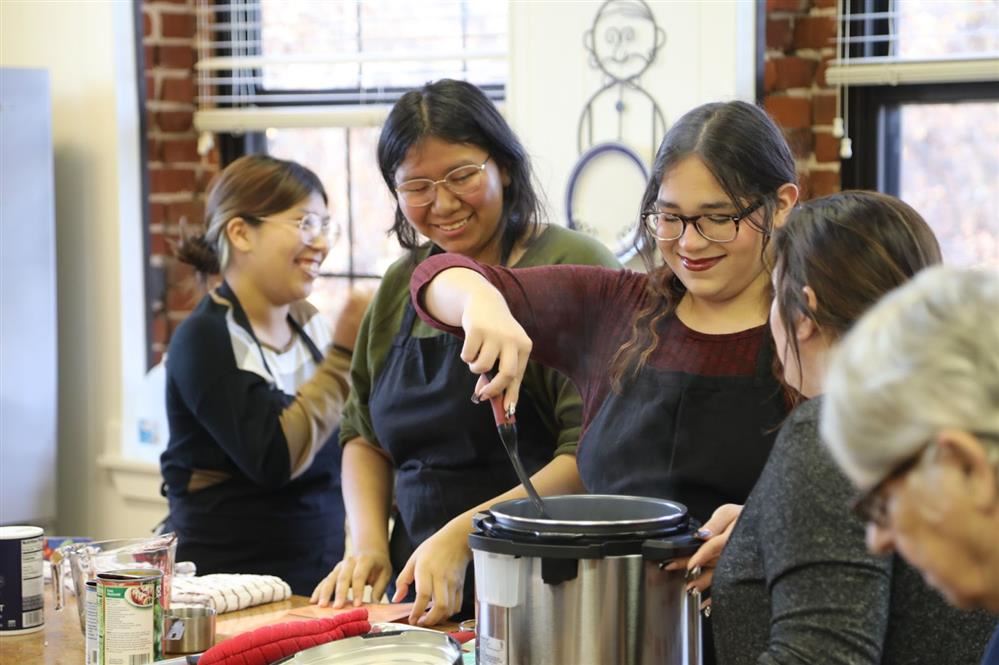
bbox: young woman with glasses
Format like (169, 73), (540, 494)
(409, 101), (797, 661)
(706, 192), (994, 663)
(161, 154), (370, 594)
(822, 265), (999, 665)
(309, 79), (620, 626)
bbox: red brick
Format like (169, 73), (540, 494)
(815, 54), (834, 87)
(152, 314), (169, 346)
(149, 231), (171, 256)
(773, 56), (817, 90)
(145, 74), (155, 99)
(764, 59), (777, 93)
(809, 170), (841, 197)
(147, 138), (162, 162)
(813, 0), (836, 7)
(150, 202), (167, 226)
(813, 93), (837, 125)
(796, 170), (812, 199)
(793, 15), (837, 50)
(162, 138), (199, 163)
(814, 132), (841, 163)
(767, 18), (794, 51)
(144, 45), (155, 68)
(166, 257), (196, 284)
(159, 0), (192, 4)
(161, 13), (196, 39)
(765, 95), (812, 130)
(158, 45), (195, 70)
(167, 286), (199, 312)
(767, 0), (805, 11)
(167, 200), (206, 225)
(156, 110), (194, 132)
(161, 77), (195, 104)
(784, 128), (814, 159)
(143, 11), (152, 37)
(150, 167), (197, 194)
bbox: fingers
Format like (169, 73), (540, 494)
(332, 560), (355, 609)
(406, 565), (431, 626)
(686, 567), (714, 596)
(371, 567), (392, 604)
(310, 570), (334, 606)
(662, 555), (690, 572)
(393, 556), (415, 601)
(697, 503), (743, 540)
(350, 560), (371, 608)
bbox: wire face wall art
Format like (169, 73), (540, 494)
(567, 0), (667, 262)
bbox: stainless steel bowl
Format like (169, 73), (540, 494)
(163, 606), (216, 654)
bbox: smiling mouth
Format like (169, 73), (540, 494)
(296, 258), (322, 278)
(680, 255), (723, 271)
(436, 216), (470, 232)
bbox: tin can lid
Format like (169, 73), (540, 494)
(0, 526), (44, 540)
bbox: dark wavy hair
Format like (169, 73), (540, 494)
(175, 154), (326, 275)
(610, 101), (797, 390)
(771, 190), (942, 404)
(376, 79), (542, 264)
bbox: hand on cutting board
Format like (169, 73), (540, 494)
(665, 503), (743, 600)
(392, 520), (471, 627)
(310, 547), (392, 609)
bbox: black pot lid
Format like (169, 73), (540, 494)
(487, 494), (688, 537)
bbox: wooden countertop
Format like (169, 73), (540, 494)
(0, 593), (443, 665)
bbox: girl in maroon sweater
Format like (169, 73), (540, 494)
(410, 103), (799, 638)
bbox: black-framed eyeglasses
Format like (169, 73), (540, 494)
(642, 199), (765, 243)
(849, 444), (930, 528)
(395, 156), (491, 207)
(243, 212), (340, 245)
(850, 431), (999, 527)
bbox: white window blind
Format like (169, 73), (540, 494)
(826, 0), (999, 87)
(194, 0), (508, 133)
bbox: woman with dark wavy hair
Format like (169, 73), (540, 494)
(311, 79), (620, 626)
(709, 191), (993, 664)
(410, 101), (798, 654)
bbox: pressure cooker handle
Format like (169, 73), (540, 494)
(641, 533), (702, 562)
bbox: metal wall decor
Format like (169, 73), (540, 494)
(566, 0), (667, 262)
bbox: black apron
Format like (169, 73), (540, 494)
(577, 329), (784, 524)
(369, 299), (554, 618)
(577, 327), (784, 665)
(167, 282), (346, 596)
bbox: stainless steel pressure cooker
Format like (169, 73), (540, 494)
(470, 494), (702, 665)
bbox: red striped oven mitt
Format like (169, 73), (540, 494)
(198, 608), (370, 665)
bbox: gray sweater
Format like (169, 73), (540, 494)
(712, 398), (996, 665)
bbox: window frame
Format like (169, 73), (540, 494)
(840, 0), (999, 192)
(208, 0), (506, 285)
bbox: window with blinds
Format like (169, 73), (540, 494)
(194, 0), (508, 132)
(827, 0), (999, 86)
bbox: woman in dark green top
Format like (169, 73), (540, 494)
(309, 79), (620, 626)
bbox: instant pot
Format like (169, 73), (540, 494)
(471, 494), (702, 665)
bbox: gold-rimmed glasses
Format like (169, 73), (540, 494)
(395, 156), (491, 207)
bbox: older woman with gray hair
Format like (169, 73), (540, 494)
(821, 265), (999, 665)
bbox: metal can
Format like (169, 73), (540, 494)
(97, 569), (163, 664)
(85, 579), (101, 665)
(0, 525), (45, 635)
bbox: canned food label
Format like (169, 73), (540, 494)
(479, 635), (507, 665)
(98, 574), (162, 665)
(86, 581), (101, 665)
(0, 529), (44, 633)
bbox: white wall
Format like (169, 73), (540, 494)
(0, 0), (156, 538)
(508, 0), (756, 262)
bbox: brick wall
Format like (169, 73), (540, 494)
(143, 0), (219, 364)
(138, 1), (841, 360)
(763, 0), (841, 200)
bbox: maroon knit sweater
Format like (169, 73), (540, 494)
(411, 254), (767, 444)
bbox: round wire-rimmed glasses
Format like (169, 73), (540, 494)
(243, 212), (340, 246)
(395, 156), (491, 207)
(642, 199), (765, 243)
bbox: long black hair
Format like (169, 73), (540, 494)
(377, 79), (542, 263)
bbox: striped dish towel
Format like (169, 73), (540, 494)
(171, 573), (291, 614)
